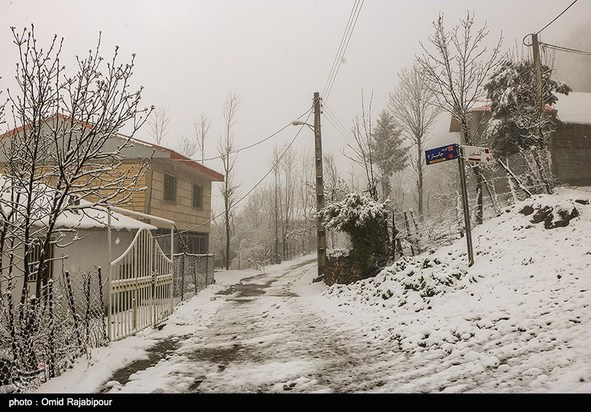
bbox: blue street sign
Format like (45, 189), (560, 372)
(425, 143), (459, 165)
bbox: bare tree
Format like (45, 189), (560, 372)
(323, 152), (349, 249)
(0, 25), (150, 372)
(416, 11), (502, 224)
(271, 146), (281, 264)
(344, 92), (379, 200)
(389, 64), (441, 219)
(176, 112), (210, 160)
(177, 135), (197, 158)
(148, 105), (170, 145)
(218, 92), (240, 270)
(279, 145), (297, 260)
(194, 112), (210, 164)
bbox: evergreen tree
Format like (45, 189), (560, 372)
(371, 110), (407, 200)
(484, 58), (571, 158)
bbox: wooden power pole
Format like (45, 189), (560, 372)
(532, 33), (544, 112)
(313, 92), (326, 281)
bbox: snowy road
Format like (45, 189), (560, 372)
(95, 247), (591, 394)
(100, 258), (399, 393)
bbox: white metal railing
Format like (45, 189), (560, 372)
(107, 208), (174, 341)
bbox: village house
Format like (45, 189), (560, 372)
(449, 92), (591, 188)
(99, 135), (225, 255)
(0, 114), (225, 256)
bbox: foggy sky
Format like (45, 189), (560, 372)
(1, 0), (590, 203)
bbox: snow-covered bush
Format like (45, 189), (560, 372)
(319, 193), (389, 274)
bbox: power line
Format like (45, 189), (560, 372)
(540, 41), (591, 57)
(169, 111), (313, 237)
(536, 0), (578, 35)
(322, 0), (364, 104)
(191, 108), (312, 162)
(323, 103), (353, 142)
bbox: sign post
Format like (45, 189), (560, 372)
(425, 143), (478, 267)
(457, 146), (474, 266)
(463, 145), (491, 164)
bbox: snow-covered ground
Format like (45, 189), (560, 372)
(34, 186), (591, 393)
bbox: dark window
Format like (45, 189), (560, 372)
(155, 230), (209, 255)
(186, 232), (209, 254)
(27, 240), (54, 282)
(192, 184), (203, 208)
(164, 174), (177, 202)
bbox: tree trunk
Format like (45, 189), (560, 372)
(225, 198), (230, 270)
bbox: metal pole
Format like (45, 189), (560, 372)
(457, 146), (474, 266)
(170, 224), (174, 313)
(107, 207), (112, 341)
(313, 92), (326, 280)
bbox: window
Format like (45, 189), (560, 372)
(163, 173), (177, 202)
(186, 232), (209, 254)
(192, 184), (203, 208)
(27, 240), (54, 282)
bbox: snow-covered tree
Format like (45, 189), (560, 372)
(0, 25), (150, 374)
(389, 64), (441, 219)
(417, 11), (502, 224)
(485, 58), (571, 157)
(484, 56), (571, 194)
(371, 110), (407, 201)
(319, 193), (389, 274)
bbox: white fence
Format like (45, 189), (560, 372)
(107, 207), (175, 342)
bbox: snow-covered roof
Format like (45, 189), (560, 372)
(554, 92), (591, 125)
(0, 175), (156, 231)
(55, 199), (157, 231)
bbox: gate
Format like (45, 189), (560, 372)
(108, 227), (173, 341)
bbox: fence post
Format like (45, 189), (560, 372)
(64, 271), (83, 349)
(179, 253), (185, 301)
(97, 267), (108, 344)
(107, 208), (112, 341)
(151, 272), (156, 328)
(47, 279), (55, 378)
(193, 255), (198, 297)
(205, 254), (210, 285)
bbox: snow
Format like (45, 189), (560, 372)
(0, 174), (156, 231)
(56, 199), (157, 231)
(32, 186), (591, 393)
(555, 92), (591, 125)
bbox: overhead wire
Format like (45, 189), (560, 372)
(540, 42), (591, 57)
(535, 0), (578, 35)
(323, 103), (354, 143)
(196, 108), (312, 162)
(171, 1), (365, 238)
(322, 0), (364, 104)
(169, 110), (314, 237)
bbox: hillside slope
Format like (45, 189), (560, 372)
(315, 186), (591, 392)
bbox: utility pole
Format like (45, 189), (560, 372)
(313, 92), (327, 281)
(531, 33), (544, 112)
